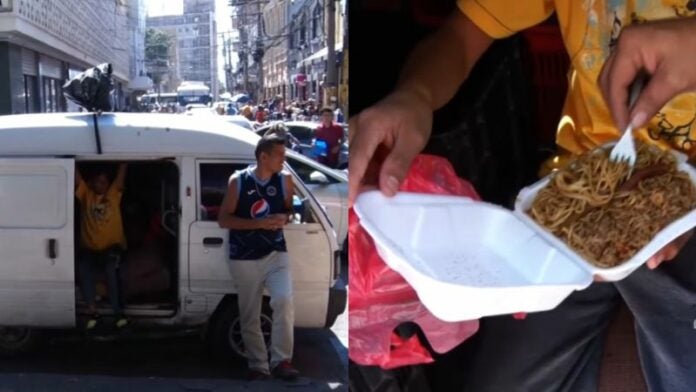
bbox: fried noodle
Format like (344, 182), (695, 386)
(528, 143), (696, 268)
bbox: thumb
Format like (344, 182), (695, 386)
(629, 70), (677, 129)
(378, 134), (420, 197)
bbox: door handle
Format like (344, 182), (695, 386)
(203, 237), (224, 246)
(48, 239), (57, 259)
(306, 231), (319, 235)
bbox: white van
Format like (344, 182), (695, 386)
(0, 113), (346, 359)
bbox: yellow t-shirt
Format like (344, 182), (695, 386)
(76, 179), (127, 251)
(459, 0), (696, 157)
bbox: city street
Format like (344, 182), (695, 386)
(0, 0), (349, 390)
(0, 275), (347, 391)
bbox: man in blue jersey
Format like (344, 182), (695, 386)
(218, 134), (299, 381)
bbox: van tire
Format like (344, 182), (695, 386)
(0, 327), (41, 357)
(206, 296), (273, 363)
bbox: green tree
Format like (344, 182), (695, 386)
(145, 28), (172, 89)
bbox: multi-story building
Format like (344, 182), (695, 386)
(287, 0), (344, 106)
(231, 0), (261, 100)
(146, 0), (218, 98)
(262, 0), (289, 102)
(0, 0), (130, 114)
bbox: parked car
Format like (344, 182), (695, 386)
(185, 103), (214, 116)
(0, 112), (346, 360)
(221, 115), (256, 132)
(256, 121), (349, 170)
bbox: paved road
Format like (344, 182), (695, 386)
(0, 276), (348, 391)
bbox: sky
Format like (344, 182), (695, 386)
(146, 0), (236, 91)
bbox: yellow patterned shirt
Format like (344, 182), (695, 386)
(458, 0), (696, 157)
(76, 179), (127, 251)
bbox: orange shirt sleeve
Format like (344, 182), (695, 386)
(457, 0), (555, 39)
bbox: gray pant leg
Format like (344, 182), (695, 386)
(263, 252), (294, 369)
(229, 258), (268, 373)
(615, 235), (696, 392)
(465, 283), (620, 392)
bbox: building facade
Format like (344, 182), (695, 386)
(0, 0), (130, 114)
(262, 0), (289, 102)
(287, 0), (344, 106)
(230, 0), (346, 108)
(231, 0), (261, 100)
(146, 0), (218, 98)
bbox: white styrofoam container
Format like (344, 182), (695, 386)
(514, 152), (696, 281)
(354, 192), (593, 322)
(354, 153), (696, 322)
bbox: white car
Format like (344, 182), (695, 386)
(222, 115), (256, 132)
(185, 104), (214, 116)
(285, 152), (348, 255)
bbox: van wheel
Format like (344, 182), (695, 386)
(0, 327), (41, 357)
(207, 297), (273, 362)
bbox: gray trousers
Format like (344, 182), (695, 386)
(230, 251), (294, 374)
(464, 235), (696, 392)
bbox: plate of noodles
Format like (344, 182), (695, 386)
(516, 141), (696, 281)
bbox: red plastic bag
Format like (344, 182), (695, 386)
(349, 154), (482, 369)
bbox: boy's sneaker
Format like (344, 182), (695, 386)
(271, 361), (299, 381)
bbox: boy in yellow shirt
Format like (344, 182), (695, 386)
(350, 1), (696, 390)
(76, 164), (128, 330)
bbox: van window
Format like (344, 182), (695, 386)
(199, 163), (248, 221)
(286, 156), (339, 185)
(0, 171), (66, 229)
(199, 162), (322, 224)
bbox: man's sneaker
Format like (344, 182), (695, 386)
(271, 361), (299, 381)
(247, 369), (271, 381)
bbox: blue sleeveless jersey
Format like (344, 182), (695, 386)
(228, 167), (288, 260)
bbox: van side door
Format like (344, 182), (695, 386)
(188, 161), (334, 328)
(0, 159), (75, 327)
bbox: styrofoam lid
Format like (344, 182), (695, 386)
(354, 191), (593, 321)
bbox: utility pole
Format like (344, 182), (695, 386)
(241, 26), (249, 94)
(255, 0), (265, 103)
(226, 32), (233, 92)
(325, 0), (337, 108)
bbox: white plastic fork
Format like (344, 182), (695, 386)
(609, 75), (647, 176)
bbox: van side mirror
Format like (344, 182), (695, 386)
(309, 171), (329, 184)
